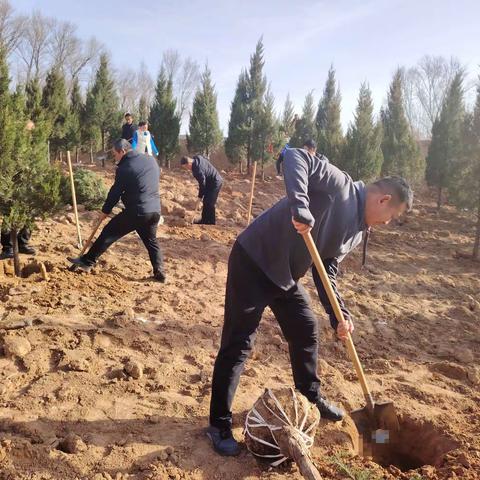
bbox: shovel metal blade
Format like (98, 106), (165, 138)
(349, 401), (399, 455)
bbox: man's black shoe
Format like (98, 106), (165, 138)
(153, 271), (166, 283)
(316, 396), (345, 422)
(67, 256), (92, 272)
(19, 245), (36, 255)
(0, 249), (13, 260)
(206, 426), (240, 456)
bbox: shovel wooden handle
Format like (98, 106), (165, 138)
(67, 151), (83, 249)
(302, 232), (375, 414)
(80, 216), (104, 256)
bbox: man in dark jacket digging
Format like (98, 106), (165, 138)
(207, 147), (413, 456)
(180, 155), (223, 225)
(67, 139), (165, 282)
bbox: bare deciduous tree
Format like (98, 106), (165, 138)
(0, 0), (26, 55)
(161, 49), (200, 124)
(403, 55), (462, 139)
(15, 10), (54, 82)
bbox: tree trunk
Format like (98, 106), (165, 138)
(59, 151), (63, 164)
(167, 157), (171, 169)
(473, 187), (480, 260)
(10, 230), (21, 277)
(47, 140), (51, 164)
(75, 146), (79, 164)
(89, 143), (94, 164)
(101, 130), (105, 152)
(437, 186), (442, 212)
(239, 160), (243, 174)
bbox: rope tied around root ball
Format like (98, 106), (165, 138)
(244, 387), (320, 466)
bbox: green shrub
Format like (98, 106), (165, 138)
(60, 168), (107, 210)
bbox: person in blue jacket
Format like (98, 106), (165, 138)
(132, 121), (159, 157)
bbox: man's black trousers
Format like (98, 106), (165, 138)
(82, 210), (164, 274)
(200, 182), (222, 225)
(1, 227), (30, 251)
(209, 241), (321, 430)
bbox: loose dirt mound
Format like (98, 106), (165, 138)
(0, 166), (479, 479)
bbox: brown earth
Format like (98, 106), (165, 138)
(0, 164), (479, 480)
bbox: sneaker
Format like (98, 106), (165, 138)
(67, 256), (92, 272)
(19, 245), (36, 255)
(206, 426), (240, 456)
(316, 396), (345, 422)
(0, 249), (13, 260)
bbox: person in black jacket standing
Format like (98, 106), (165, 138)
(181, 155), (223, 225)
(121, 113), (137, 144)
(67, 139), (165, 282)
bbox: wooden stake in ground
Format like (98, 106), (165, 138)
(40, 262), (49, 281)
(246, 161), (257, 225)
(66, 151), (83, 249)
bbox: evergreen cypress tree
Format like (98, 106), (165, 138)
(188, 65), (222, 156)
(149, 67), (180, 168)
(41, 67), (69, 158)
(25, 77), (43, 122)
(448, 79), (480, 258)
(84, 54), (121, 152)
(280, 94), (295, 140)
(316, 66), (344, 163)
(426, 72), (465, 210)
(65, 78), (83, 162)
(290, 91), (316, 147)
(225, 70), (249, 170)
(0, 50), (61, 276)
(381, 69), (424, 181)
(256, 86), (276, 179)
(247, 38), (267, 169)
(343, 82), (383, 180)
(138, 95), (149, 122)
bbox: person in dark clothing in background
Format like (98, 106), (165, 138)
(67, 139), (165, 282)
(206, 147), (413, 456)
(276, 139), (317, 175)
(121, 113), (137, 144)
(181, 155), (223, 225)
(0, 227), (35, 259)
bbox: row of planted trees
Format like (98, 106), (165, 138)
(223, 39), (479, 258)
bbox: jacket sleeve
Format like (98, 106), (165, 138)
(283, 148), (315, 226)
(150, 136), (159, 155)
(131, 131), (138, 150)
(311, 258), (352, 330)
(192, 161), (206, 198)
(102, 166), (126, 214)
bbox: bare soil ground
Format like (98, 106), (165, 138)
(0, 165), (479, 480)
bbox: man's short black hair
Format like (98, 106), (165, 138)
(180, 156), (191, 165)
(303, 139), (316, 150)
(138, 121), (148, 127)
(372, 176), (413, 211)
(113, 138), (132, 153)
(124, 112), (132, 118)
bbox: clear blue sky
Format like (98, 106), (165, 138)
(13, 0), (480, 132)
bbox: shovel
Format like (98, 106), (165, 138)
(302, 232), (399, 452)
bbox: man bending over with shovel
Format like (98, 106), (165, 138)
(67, 139), (166, 282)
(207, 147), (412, 456)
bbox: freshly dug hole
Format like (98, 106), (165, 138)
(368, 416), (460, 472)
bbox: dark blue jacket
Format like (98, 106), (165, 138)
(192, 155), (223, 199)
(102, 150), (160, 215)
(121, 123), (137, 143)
(237, 147), (366, 328)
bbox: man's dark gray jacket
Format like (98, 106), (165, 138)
(192, 155), (223, 199)
(237, 147), (366, 327)
(102, 150), (160, 215)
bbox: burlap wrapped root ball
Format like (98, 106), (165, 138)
(244, 387), (320, 466)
